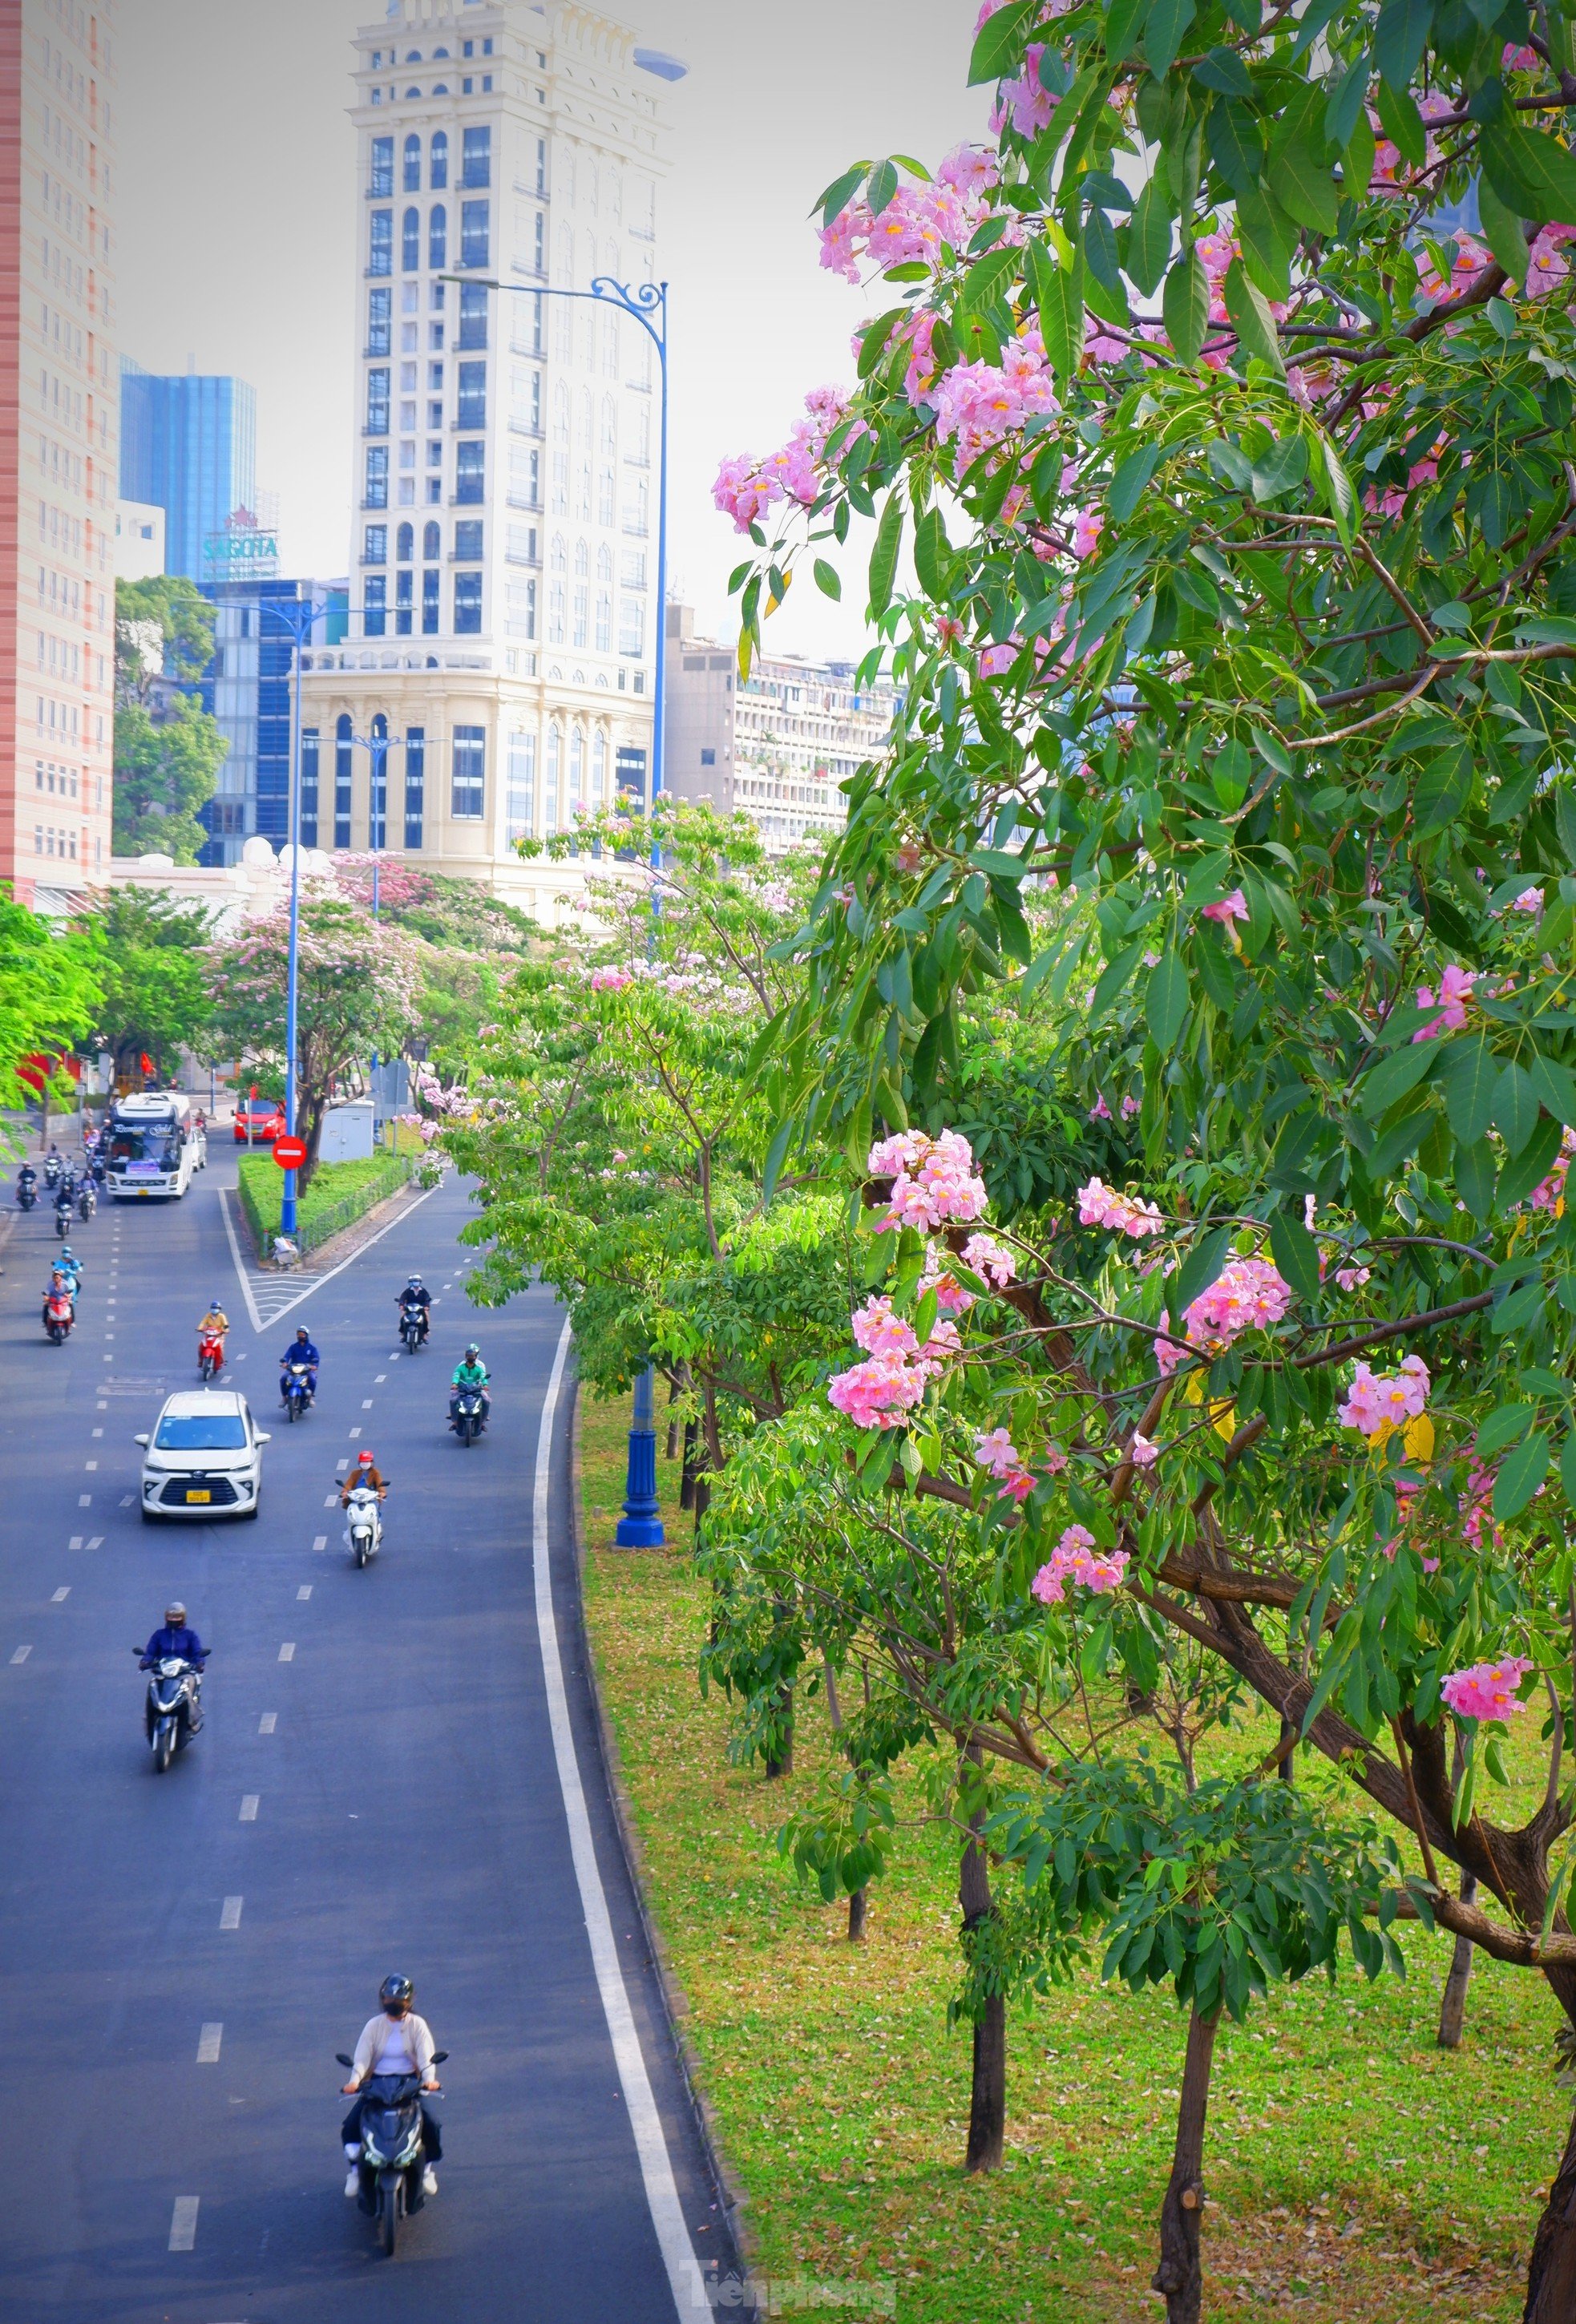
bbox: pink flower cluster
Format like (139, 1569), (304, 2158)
(1441, 1655), (1533, 1723)
(867, 1128), (988, 1231)
(1461, 1460), (1500, 1552)
(931, 334), (1057, 468)
(1412, 964), (1474, 1042)
(990, 42), (1057, 139)
(1031, 1524), (1129, 1603)
(975, 1427), (1035, 1502)
(826, 1356), (929, 1432)
(1201, 888), (1248, 926)
(588, 965), (632, 992)
(1077, 1178), (1164, 1238)
(713, 386), (858, 534)
(961, 1233), (1017, 1287)
(921, 1247), (976, 1316)
(1089, 1093), (1142, 1123)
(1155, 1256), (1293, 1373)
(851, 1294), (960, 1368)
(1528, 1126), (1576, 1215)
(818, 146), (1000, 285)
(1337, 1355), (1430, 1435)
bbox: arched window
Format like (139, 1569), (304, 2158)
(402, 207), (420, 273)
(334, 714), (353, 850)
(403, 134), (422, 192)
(552, 382), (569, 440)
(576, 387), (592, 447)
(548, 535), (567, 643)
(423, 520), (441, 560)
(370, 711), (388, 849)
(601, 316), (618, 378)
(569, 725), (584, 804)
(595, 580), (612, 653)
(396, 522), (413, 562)
(429, 205), (447, 273)
(592, 730), (608, 797)
(572, 540), (588, 647)
(432, 83), (449, 95)
(556, 222), (572, 281)
(545, 721), (560, 831)
(430, 131), (448, 189)
(598, 464), (614, 527)
(596, 543), (612, 582)
(600, 394), (616, 454)
(574, 538), (589, 579)
(404, 51), (422, 63)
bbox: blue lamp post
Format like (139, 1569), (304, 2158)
(459, 271), (669, 1545)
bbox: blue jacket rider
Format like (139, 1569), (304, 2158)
(140, 1611), (208, 1667)
(281, 1328), (319, 1396)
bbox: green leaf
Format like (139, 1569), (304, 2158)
(1555, 785), (1576, 871)
(1441, 1037), (1497, 1145)
(1358, 1039), (1437, 1117)
(1374, 0), (1433, 91)
(968, 0), (1038, 85)
(1172, 1223), (1236, 1319)
(1368, 1092), (1433, 1178)
(812, 557), (842, 602)
(1493, 1061), (1540, 1156)
(1107, 0), (1154, 55)
(1194, 46), (1255, 94)
(867, 491), (904, 617)
(1372, 78), (1426, 165)
(1110, 444), (1166, 523)
(912, 505), (952, 599)
(1497, 1109), (1563, 1208)
(1326, 58), (1370, 152)
(1236, 181), (1294, 299)
(1272, 127), (1340, 233)
(1126, 176), (1174, 297)
(814, 163), (868, 225)
(1206, 97), (1264, 195)
(1561, 1428), (1576, 1510)
(1476, 1401), (1535, 1458)
(1493, 1427), (1551, 1519)
(1413, 742), (1473, 835)
(1269, 1210), (1323, 1299)
(1476, 175), (1532, 283)
(1224, 257), (1285, 372)
(1319, 438), (1357, 545)
(1162, 247), (1210, 366)
(1251, 434), (1309, 501)
(1028, 240), (1085, 382)
(1146, 947), (1190, 1049)
(1455, 1134), (1496, 1217)
(1145, 0), (1198, 77)
(1481, 122), (1576, 224)
(866, 157), (899, 217)
(761, 1115), (794, 1205)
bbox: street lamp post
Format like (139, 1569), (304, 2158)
(463, 272), (670, 1546)
(252, 590), (327, 1245)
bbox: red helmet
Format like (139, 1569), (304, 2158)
(358, 1449), (374, 1466)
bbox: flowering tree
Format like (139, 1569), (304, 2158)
(708, 0), (1576, 2312)
(207, 896), (422, 1186)
(0, 894), (102, 1127)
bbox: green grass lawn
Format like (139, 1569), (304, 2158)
(236, 1142), (418, 1249)
(578, 1385), (1567, 2323)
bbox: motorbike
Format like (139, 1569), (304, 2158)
(54, 1201), (73, 1240)
(137, 1651), (204, 1772)
(42, 1154), (61, 1190)
(450, 1386), (487, 1447)
(198, 1331), (226, 1383)
(16, 1171), (36, 1211)
(281, 1360), (315, 1422)
(42, 1287), (74, 1344)
(337, 2050), (448, 2257)
(399, 1304), (428, 1352)
(77, 1179), (96, 1220)
(342, 1481), (384, 1567)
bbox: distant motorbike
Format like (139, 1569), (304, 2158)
(281, 1360), (314, 1422)
(450, 1386), (487, 1447)
(53, 1200), (72, 1240)
(77, 1180), (96, 1220)
(42, 1287), (74, 1344)
(138, 1651), (203, 1772)
(337, 2049), (448, 2257)
(198, 1331), (225, 1383)
(399, 1305), (428, 1353)
(16, 1170), (36, 1211)
(42, 1154), (62, 1191)
(342, 1481), (383, 1568)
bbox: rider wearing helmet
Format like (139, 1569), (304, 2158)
(397, 1276), (431, 1343)
(280, 1325), (319, 1402)
(449, 1344), (490, 1429)
(56, 1245), (83, 1291)
(139, 1602), (208, 1668)
(198, 1296), (230, 1348)
(340, 1974), (442, 2198)
(340, 1448), (388, 1505)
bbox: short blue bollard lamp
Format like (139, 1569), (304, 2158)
(616, 1364), (665, 1547)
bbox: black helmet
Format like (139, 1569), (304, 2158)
(379, 1974), (414, 2011)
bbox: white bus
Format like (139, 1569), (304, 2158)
(106, 1093), (204, 1200)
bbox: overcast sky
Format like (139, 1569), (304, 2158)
(114, 0), (986, 661)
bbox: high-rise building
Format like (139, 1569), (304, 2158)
(196, 577), (349, 865)
(298, 0), (675, 906)
(0, 0), (119, 909)
(665, 603), (897, 855)
(119, 362), (257, 584)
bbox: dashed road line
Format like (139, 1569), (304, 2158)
(10, 1645), (32, 1664)
(258, 1713), (277, 1733)
(168, 2196), (200, 2251)
(297, 1586), (312, 1602)
(361, 1399), (374, 1410)
(220, 1897), (243, 1930)
(239, 1795), (259, 1822)
(313, 1534), (327, 1551)
(196, 2023), (223, 2064)
(278, 1643), (295, 1662)
(51, 1588), (69, 1603)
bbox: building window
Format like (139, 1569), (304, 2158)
(402, 206), (421, 273)
(364, 523), (388, 565)
(593, 730), (608, 802)
(596, 545), (612, 650)
(366, 368), (390, 434)
(404, 727), (425, 848)
(462, 126), (491, 188)
(548, 536), (566, 643)
(616, 743), (647, 806)
(397, 521), (414, 561)
(535, 137), (548, 195)
(620, 596), (645, 656)
(454, 572), (483, 633)
(395, 569), (414, 634)
(424, 520), (441, 560)
(701, 747), (716, 766)
(428, 439), (444, 469)
(335, 714), (354, 849)
(546, 721), (560, 831)
(455, 443), (485, 504)
(403, 132), (422, 192)
(621, 548), (647, 590)
(364, 576), (387, 637)
(370, 209), (393, 276)
(367, 286), (391, 356)
(301, 728), (319, 847)
(624, 476), (649, 536)
(457, 361), (487, 430)
(568, 725), (584, 810)
(598, 466), (615, 527)
(422, 568), (440, 634)
(459, 283), (488, 349)
(454, 519), (483, 560)
(461, 200), (491, 271)
(429, 204), (447, 272)
(507, 577), (537, 638)
(534, 212), (546, 273)
(430, 130), (448, 189)
(451, 725), (486, 818)
(370, 136), (394, 196)
(507, 730), (535, 838)
(365, 447), (389, 507)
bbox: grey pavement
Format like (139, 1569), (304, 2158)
(0, 1146), (735, 2320)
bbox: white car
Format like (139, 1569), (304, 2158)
(136, 1390), (269, 1523)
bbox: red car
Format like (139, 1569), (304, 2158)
(233, 1097), (286, 1143)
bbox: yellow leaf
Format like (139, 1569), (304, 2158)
(1404, 1412), (1434, 1463)
(1211, 1399), (1237, 1440)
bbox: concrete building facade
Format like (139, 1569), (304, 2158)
(113, 494), (161, 577)
(0, 0), (119, 910)
(298, 0), (673, 908)
(664, 602), (896, 854)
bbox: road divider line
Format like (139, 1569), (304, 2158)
(51, 1587), (69, 1603)
(278, 1643), (295, 1661)
(259, 1713), (277, 1733)
(531, 1314), (709, 2322)
(313, 1534), (326, 1552)
(217, 1189), (264, 1333)
(168, 2196), (200, 2251)
(220, 1897), (243, 1929)
(231, 1173), (447, 1332)
(87, 1535), (102, 1548)
(239, 1795), (259, 1821)
(196, 2023), (222, 2063)
(68, 1535), (82, 1550)
(297, 1586), (312, 1601)
(10, 1645), (32, 1664)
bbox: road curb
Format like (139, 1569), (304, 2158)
(568, 1365), (760, 2302)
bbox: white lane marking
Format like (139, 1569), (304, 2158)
(259, 1712), (277, 1733)
(531, 1315), (708, 2321)
(87, 1535), (102, 1548)
(278, 1643), (295, 1662)
(196, 2023), (223, 2063)
(390, 1352), (399, 1360)
(220, 1897), (243, 1930)
(335, 1459), (350, 1473)
(375, 1373), (386, 1383)
(224, 1174), (447, 1332)
(297, 1586), (312, 1602)
(51, 1588), (69, 1603)
(322, 1494), (337, 1508)
(78, 1494), (91, 1506)
(68, 1535), (82, 1550)
(218, 1188), (264, 1333)
(168, 2196), (200, 2251)
(100, 1356), (111, 1364)
(95, 1402), (107, 1412)
(10, 1646), (32, 1664)
(347, 1427), (361, 1439)
(84, 1461), (97, 1472)
(313, 1534), (327, 1552)
(91, 1426), (102, 1437)
(239, 1795), (259, 1821)
(119, 1495), (133, 1508)
(361, 1399), (374, 1410)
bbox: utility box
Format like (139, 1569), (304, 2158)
(318, 1101), (375, 1162)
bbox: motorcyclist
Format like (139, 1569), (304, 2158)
(397, 1276), (431, 1342)
(42, 1145), (61, 1186)
(340, 1974), (442, 2198)
(139, 1602), (208, 1732)
(340, 1448), (388, 1505)
(56, 1245), (83, 1293)
(54, 1178), (75, 1225)
(280, 1326), (319, 1404)
(449, 1344), (490, 1429)
(198, 1298), (230, 1350)
(16, 1162), (36, 1204)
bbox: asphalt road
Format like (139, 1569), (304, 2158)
(0, 1145), (730, 2321)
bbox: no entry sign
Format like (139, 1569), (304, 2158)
(273, 1136), (308, 1170)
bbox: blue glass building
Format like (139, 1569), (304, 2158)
(195, 580), (350, 865)
(119, 363), (259, 583)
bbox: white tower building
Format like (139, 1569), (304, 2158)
(300, 0), (674, 915)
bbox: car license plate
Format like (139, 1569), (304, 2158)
(185, 1489), (211, 1504)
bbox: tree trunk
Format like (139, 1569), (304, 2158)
(960, 1795), (1005, 2172)
(1526, 2098), (1576, 2322)
(821, 1656), (868, 1940)
(763, 1684), (794, 1779)
(847, 1888), (868, 1942)
(1437, 1873), (1478, 2049)
(1152, 2003), (1221, 2324)
(679, 1418), (699, 1512)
